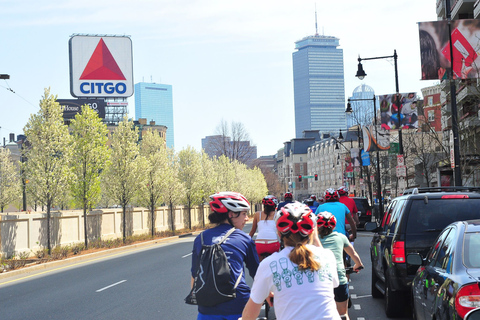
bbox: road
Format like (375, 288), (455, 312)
(0, 224), (414, 320)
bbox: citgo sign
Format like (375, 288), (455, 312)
(69, 35), (133, 98)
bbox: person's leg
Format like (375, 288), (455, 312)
(334, 284), (350, 320)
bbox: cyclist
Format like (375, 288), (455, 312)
(277, 192), (293, 210)
(241, 202), (340, 320)
(337, 186), (360, 235)
(190, 192), (259, 320)
(249, 195), (281, 261)
(310, 194), (320, 207)
(317, 211), (364, 320)
(315, 188), (357, 242)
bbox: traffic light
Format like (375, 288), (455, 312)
(298, 175), (302, 182)
(314, 174), (318, 181)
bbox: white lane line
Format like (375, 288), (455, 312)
(96, 280), (127, 292)
(357, 317), (366, 320)
(351, 294), (357, 299)
(354, 294), (372, 299)
(349, 285), (354, 290)
(182, 253), (192, 258)
(353, 304), (361, 310)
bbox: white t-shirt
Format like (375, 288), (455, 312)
(249, 245), (340, 320)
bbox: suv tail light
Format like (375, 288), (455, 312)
(442, 195), (469, 199)
(455, 283), (480, 318)
(366, 209), (372, 216)
(392, 241), (406, 263)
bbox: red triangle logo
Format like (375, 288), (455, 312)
(80, 38), (126, 80)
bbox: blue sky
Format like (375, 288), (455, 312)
(0, 0), (438, 157)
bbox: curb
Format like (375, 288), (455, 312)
(0, 231), (202, 281)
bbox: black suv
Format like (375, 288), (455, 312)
(366, 187), (480, 317)
(352, 197), (373, 228)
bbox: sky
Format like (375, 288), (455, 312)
(0, 0), (439, 157)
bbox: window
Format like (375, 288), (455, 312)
(428, 96), (433, 106)
(427, 227), (453, 270)
(428, 110), (435, 122)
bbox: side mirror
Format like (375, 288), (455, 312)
(364, 222), (379, 232)
(406, 253), (423, 266)
(465, 308), (480, 320)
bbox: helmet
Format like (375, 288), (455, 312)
(324, 188), (339, 201)
(275, 202), (316, 237)
(317, 211), (337, 229)
(310, 195), (317, 200)
(209, 192), (250, 214)
(262, 195), (278, 207)
(284, 192), (293, 200)
(337, 186), (348, 196)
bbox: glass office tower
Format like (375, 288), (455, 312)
(134, 82), (174, 148)
(293, 35), (346, 138)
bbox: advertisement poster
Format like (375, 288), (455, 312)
(419, 20), (480, 80)
(351, 148), (361, 167)
(363, 125), (391, 152)
(378, 93), (418, 129)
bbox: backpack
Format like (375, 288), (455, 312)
(185, 228), (243, 307)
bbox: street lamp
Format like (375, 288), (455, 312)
(346, 97), (383, 216)
(355, 50), (403, 156)
(0, 74), (9, 79)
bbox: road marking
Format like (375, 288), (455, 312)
(96, 280), (127, 292)
(354, 304), (361, 310)
(182, 253), (192, 258)
(354, 294), (372, 299)
(357, 317), (366, 320)
(349, 285), (354, 289)
(351, 294), (357, 299)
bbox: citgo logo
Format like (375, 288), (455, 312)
(79, 39), (127, 95)
(69, 35), (133, 98)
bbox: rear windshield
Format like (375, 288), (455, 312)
(464, 232), (480, 268)
(406, 198), (480, 233)
(355, 199), (369, 212)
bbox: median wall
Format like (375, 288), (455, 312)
(0, 205), (209, 258)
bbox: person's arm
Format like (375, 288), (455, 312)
(352, 201), (360, 226)
(344, 243), (364, 271)
(249, 212), (259, 238)
(241, 298), (263, 320)
(245, 238), (260, 278)
(191, 276), (194, 289)
(346, 213), (357, 240)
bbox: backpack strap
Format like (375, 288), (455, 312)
(218, 228), (243, 289)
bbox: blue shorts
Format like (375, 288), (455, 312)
(334, 283), (350, 302)
(197, 313), (242, 320)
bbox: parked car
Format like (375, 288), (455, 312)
(352, 197), (373, 228)
(365, 187), (480, 317)
(409, 220), (480, 320)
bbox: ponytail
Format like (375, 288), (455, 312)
(284, 233), (320, 271)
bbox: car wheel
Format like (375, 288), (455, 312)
(371, 267), (382, 298)
(385, 274), (405, 318)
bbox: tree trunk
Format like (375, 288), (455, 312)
(151, 203), (155, 237)
(47, 199), (51, 255)
(169, 202), (175, 232)
(122, 204), (126, 244)
(84, 203), (88, 249)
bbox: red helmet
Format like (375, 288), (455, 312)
(310, 195), (317, 201)
(324, 188), (339, 201)
(262, 195), (278, 207)
(337, 186), (348, 196)
(209, 192), (250, 214)
(275, 202), (316, 237)
(284, 192), (293, 200)
(317, 211), (337, 229)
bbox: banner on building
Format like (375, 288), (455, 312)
(378, 93), (418, 130)
(351, 148), (361, 167)
(362, 125), (390, 152)
(419, 20), (480, 80)
(361, 149), (370, 166)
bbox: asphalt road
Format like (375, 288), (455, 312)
(0, 224), (414, 320)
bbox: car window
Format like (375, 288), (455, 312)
(427, 227), (452, 268)
(387, 199), (405, 234)
(381, 201), (396, 228)
(439, 227), (457, 272)
(464, 232), (480, 268)
(355, 199), (368, 212)
(406, 198), (480, 234)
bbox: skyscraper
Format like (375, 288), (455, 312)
(134, 82), (174, 148)
(292, 34), (346, 138)
(347, 84), (375, 129)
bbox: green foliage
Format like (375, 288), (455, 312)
(0, 148), (21, 212)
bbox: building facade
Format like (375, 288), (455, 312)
(201, 135), (257, 166)
(292, 34), (346, 138)
(134, 82), (174, 148)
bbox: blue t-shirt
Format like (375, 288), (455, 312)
(277, 200), (293, 210)
(315, 202), (351, 237)
(191, 223), (259, 316)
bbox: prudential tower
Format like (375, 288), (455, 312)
(292, 27), (346, 138)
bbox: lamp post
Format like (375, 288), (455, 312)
(346, 97), (383, 216)
(355, 50), (403, 156)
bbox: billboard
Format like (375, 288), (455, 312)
(57, 99), (106, 119)
(363, 125), (390, 152)
(419, 20), (480, 80)
(378, 93), (418, 130)
(69, 35), (133, 98)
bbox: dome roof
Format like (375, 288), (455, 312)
(352, 84), (374, 95)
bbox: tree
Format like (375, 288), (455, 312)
(104, 116), (141, 243)
(70, 105), (110, 248)
(178, 146), (203, 229)
(204, 120), (255, 164)
(138, 128), (168, 236)
(0, 148), (21, 212)
(162, 148), (183, 232)
(199, 151), (217, 227)
(24, 88), (73, 254)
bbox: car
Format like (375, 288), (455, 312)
(409, 220), (480, 320)
(365, 187), (480, 317)
(352, 197), (373, 228)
